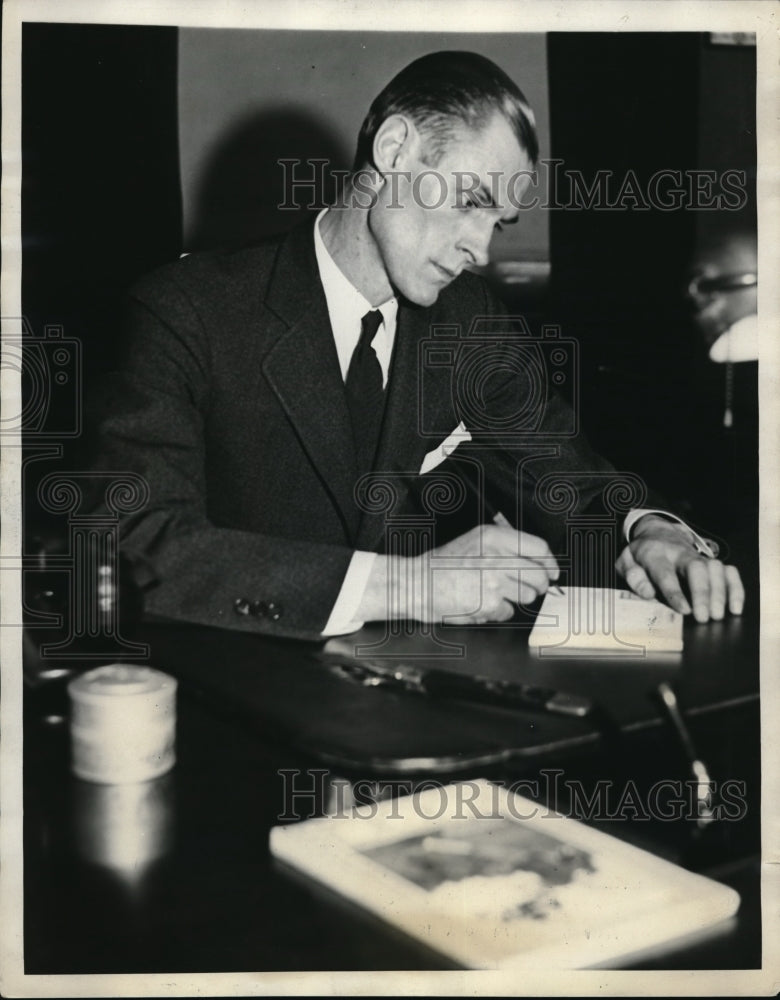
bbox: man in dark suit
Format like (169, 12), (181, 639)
(92, 51), (744, 639)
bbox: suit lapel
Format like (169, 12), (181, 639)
(260, 221), (361, 542)
(257, 219), (459, 552)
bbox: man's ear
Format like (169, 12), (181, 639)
(372, 115), (417, 174)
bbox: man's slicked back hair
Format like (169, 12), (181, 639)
(353, 50), (539, 171)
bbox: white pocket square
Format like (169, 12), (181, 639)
(419, 422), (472, 475)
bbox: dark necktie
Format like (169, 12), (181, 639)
(345, 309), (385, 474)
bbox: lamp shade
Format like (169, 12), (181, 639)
(708, 313), (758, 363)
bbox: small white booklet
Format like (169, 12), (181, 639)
(528, 586), (684, 657)
(270, 780), (739, 970)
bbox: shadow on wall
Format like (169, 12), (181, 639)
(186, 106), (351, 252)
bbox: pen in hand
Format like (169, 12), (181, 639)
(490, 509), (565, 597)
(456, 469), (563, 597)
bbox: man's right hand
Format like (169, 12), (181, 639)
(357, 524), (559, 625)
(418, 524), (560, 624)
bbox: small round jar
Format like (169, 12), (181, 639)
(68, 664), (177, 783)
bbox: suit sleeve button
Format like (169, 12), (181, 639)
(250, 600), (269, 618)
(266, 601), (283, 621)
(233, 598), (251, 615)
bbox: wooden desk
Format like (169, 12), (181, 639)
(22, 581), (761, 975)
(132, 599), (759, 773)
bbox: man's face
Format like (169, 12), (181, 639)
(367, 113), (532, 306)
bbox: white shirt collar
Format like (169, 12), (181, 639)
(313, 208), (398, 384)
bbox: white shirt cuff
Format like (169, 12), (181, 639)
(320, 550), (377, 636)
(623, 508), (719, 558)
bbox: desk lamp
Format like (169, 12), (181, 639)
(687, 269), (758, 427)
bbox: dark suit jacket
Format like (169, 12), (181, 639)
(91, 217), (625, 639)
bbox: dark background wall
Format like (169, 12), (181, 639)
(696, 34), (757, 253)
(21, 22), (182, 542)
(547, 32), (756, 541)
(21, 26), (757, 545)
(22, 23), (182, 383)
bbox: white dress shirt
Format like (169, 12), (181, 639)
(315, 209), (714, 635)
(315, 210), (396, 635)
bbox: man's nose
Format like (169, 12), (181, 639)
(457, 219), (492, 268)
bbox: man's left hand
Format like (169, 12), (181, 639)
(615, 515), (744, 622)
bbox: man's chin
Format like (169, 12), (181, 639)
(403, 284), (441, 308)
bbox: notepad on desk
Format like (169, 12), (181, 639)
(528, 586), (684, 657)
(270, 779), (739, 970)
